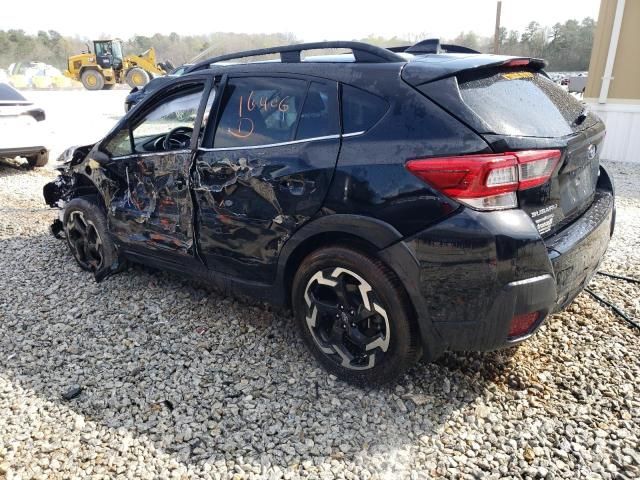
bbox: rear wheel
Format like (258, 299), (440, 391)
(125, 67), (150, 88)
(63, 197), (116, 274)
(26, 151), (48, 168)
(80, 70), (105, 91)
(292, 246), (421, 386)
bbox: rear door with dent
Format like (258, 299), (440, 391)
(193, 75), (340, 283)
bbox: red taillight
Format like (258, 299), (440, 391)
(508, 311), (540, 338)
(406, 150), (561, 211)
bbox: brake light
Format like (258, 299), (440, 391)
(406, 150), (561, 211)
(505, 58), (531, 67)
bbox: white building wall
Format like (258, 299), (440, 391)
(587, 102), (640, 163)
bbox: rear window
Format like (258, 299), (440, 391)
(295, 81), (339, 140)
(458, 70), (592, 137)
(0, 83), (27, 102)
(341, 85), (388, 134)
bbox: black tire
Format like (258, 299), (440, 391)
(125, 67), (150, 88)
(26, 150), (48, 168)
(292, 246), (422, 386)
(80, 70), (105, 91)
(63, 197), (117, 274)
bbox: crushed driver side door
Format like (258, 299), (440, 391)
(98, 79), (210, 259)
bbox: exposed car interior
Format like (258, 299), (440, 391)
(104, 86), (203, 156)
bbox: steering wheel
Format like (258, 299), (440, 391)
(162, 126), (193, 151)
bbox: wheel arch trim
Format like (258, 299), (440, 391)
(276, 214), (444, 360)
(275, 214), (403, 302)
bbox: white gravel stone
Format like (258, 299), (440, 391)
(0, 160), (638, 479)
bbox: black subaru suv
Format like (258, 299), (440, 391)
(44, 40), (615, 385)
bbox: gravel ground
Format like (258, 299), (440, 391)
(0, 160), (638, 480)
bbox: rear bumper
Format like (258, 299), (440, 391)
(379, 166), (615, 355)
(547, 176), (615, 311)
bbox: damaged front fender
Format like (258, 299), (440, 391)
(42, 144), (97, 207)
(42, 143), (126, 282)
(43, 172), (76, 207)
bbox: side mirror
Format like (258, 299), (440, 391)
(25, 108), (46, 122)
(91, 150), (111, 165)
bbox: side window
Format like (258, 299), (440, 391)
(341, 84), (389, 134)
(295, 82), (339, 140)
(103, 84), (204, 156)
(131, 88), (203, 146)
(213, 77), (308, 148)
(104, 129), (133, 157)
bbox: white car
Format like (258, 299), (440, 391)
(0, 82), (49, 167)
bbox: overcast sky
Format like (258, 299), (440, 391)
(2, 0), (601, 40)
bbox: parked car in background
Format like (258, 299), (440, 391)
(0, 83), (49, 167)
(567, 73), (588, 93)
(31, 65), (73, 89)
(44, 40), (614, 385)
(124, 64), (193, 112)
(7, 62), (74, 90)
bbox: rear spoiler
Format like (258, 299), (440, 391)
(389, 38), (481, 55)
(402, 54), (547, 85)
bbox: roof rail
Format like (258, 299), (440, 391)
(388, 39), (481, 55)
(188, 41), (405, 72)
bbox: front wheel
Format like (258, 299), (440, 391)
(63, 197), (117, 274)
(125, 67), (150, 88)
(292, 246), (422, 386)
(80, 70), (105, 91)
(27, 150), (48, 168)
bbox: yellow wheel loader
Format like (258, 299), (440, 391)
(64, 40), (172, 91)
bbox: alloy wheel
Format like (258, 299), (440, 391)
(304, 267), (391, 370)
(66, 211), (104, 271)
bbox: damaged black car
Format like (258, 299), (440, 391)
(44, 40), (615, 386)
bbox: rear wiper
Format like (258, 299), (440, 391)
(573, 107), (589, 126)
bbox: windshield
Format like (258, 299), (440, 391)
(112, 42), (123, 60)
(95, 41), (123, 60)
(0, 83), (27, 102)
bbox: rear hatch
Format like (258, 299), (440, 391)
(404, 55), (604, 237)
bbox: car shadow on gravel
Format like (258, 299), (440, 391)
(0, 231), (529, 471)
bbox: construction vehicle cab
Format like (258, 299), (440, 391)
(94, 40), (123, 71)
(64, 39), (169, 91)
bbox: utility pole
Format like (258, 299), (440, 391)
(494, 0), (502, 54)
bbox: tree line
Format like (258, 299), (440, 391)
(451, 17), (596, 71)
(0, 18), (596, 73)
